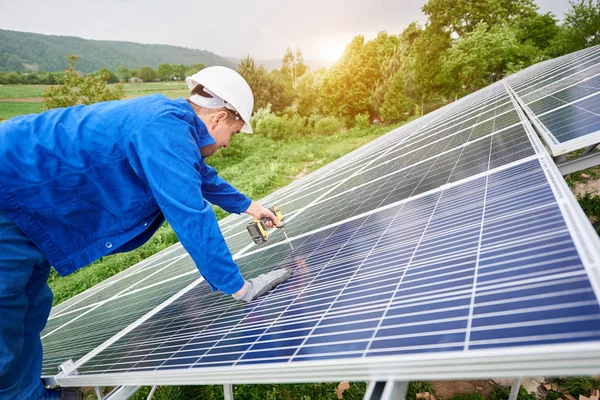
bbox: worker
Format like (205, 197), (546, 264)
(0, 66), (293, 399)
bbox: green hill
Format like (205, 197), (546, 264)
(0, 29), (237, 73)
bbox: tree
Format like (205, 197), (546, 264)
(95, 67), (118, 83)
(237, 55), (291, 113)
(440, 22), (535, 93)
(115, 66), (130, 83)
(380, 71), (415, 123)
(549, 0), (600, 56)
(516, 12), (560, 52)
(296, 70), (325, 116)
(185, 63), (206, 78)
(422, 0), (538, 38)
(42, 54), (124, 110)
(409, 25), (452, 111)
(157, 64), (174, 81)
(137, 66), (156, 82)
(281, 47), (308, 90)
(372, 23), (423, 115)
(320, 32), (400, 121)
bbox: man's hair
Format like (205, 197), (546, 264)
(190, 84), (239, 123)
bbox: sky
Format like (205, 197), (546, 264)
(0, 0), (572, 63)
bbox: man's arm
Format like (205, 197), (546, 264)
(126, 115), (245, 294)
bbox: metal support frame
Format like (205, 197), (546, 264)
(556, 144), (600, 175)
(508, 378), (522, 400)
(364, 381), (409, 400)
(223, 384), (234, 400)
(102, 386), (142, 400)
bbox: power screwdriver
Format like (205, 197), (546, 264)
(247, 205), (290, 245)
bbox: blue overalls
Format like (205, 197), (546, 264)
(0, 95), (252, 398)
(0, 211), (53, 399)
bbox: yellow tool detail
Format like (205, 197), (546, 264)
(247, 205), (284, 245)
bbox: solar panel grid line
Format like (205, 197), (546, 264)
(520, 66), (600, 105)
(510, 46), (600, 94)
(512, 50), (600, 96)
(213, 216), (377, 367)
(42, 253), (188, 340)
(48, 270), (199, 321)
(505, 82), (600, 300)
(49, 251), (194, 320)
(351, 116), (521, 184)
(359, 172), (453, 356)
(234, 154), (541, 262)
(341, 109), (519, 200)
(49, 243), (186, 317)
(54, 276), (206, 381)
(225, 87), (496, 245)
(529, 88), (600, 119)
(229, 111), (455, 258)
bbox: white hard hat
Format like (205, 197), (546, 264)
(186, 66), (254, 133)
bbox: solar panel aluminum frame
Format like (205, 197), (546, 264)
(51, 87), (600, 388)
(505, 81), (600, 157)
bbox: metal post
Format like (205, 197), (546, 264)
(103, 386), (142, 400)
(223, 384), (234, 400)
(508, 378), (522, 400)
(364, 381), (408, 400)
(95, 386), (103, 399)
(364, 381), (386, 400)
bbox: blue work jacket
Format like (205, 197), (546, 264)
(0, 94), (251, 295)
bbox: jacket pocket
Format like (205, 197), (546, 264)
(30, 198), (125, 253)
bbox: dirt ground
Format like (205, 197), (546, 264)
(431, 379), (499, 399)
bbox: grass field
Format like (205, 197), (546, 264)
(0, 101), (45, 119)
(0, 82), (191, 120)
(0, 84), (50, 99)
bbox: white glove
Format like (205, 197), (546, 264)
(234, 268), (293, 302)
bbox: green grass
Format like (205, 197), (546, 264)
(125, 382), (367, 400)
(120, 82), (188, 99)
(549, 377), (600, 399)
(490, 386), (537, 400)
(0, 101), (45, 119)
(0, 84), (49, 99)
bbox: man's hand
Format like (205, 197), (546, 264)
(233, 268), (293, 302)
(245, 201), (278, 227)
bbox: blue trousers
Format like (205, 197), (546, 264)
(0, 211), (53, 399)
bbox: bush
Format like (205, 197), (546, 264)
(313, 116), (346, 135)
(252, 105), (307, 140)
(42, 54), (124, 109)
(354, 112), (370, 129)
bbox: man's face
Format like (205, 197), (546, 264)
(200, 111), (244, 158)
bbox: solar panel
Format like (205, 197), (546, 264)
(42, 50), (600, 387)
(506, 45), (600, 155)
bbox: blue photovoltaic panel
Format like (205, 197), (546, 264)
(45, 49), (600, 385)
(71, 158), (600, 375)
(506, 45), (600, 152)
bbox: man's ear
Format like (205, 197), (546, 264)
(214, 110), (228, 124)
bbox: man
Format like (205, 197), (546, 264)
(0, 66), (292, 399)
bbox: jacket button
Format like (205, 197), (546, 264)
(141, 221), (148, 227)
(105, 242), (113, 249)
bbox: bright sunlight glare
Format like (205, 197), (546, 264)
(317, 35), (349, 65)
